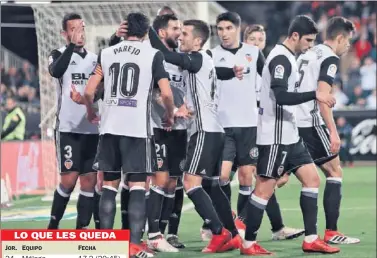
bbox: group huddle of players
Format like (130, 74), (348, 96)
(47, 5), (360, 258)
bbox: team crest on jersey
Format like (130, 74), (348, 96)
(274, 65), (284, 79)
(327, 64), (337, 78)
(245, 54), (252, 62)
(277, 165), (284, 176)
(64, 159), (73, 169)
(92, 61), (97, 66)
(249, 147), (259, 159)
(157, 158), (163, 169)
(179, 159), (186, 171)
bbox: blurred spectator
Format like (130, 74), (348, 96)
(337, 117), (354, 167)
(332, 81), (349, 110)
(360, 56), (376, 93)
(366, 89), (376, 109)
(348, 85), (368, 108)
(1, 96), (26, 141)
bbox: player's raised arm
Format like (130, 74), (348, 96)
(270, 55), (335, 106)
(257, 50), (265, 76)
(48, 21), (84, 78)
(149, 26), (203, 73)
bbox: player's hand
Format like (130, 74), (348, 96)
(115, 21), (128, 38)
(329, 131), (341, 154)
(175, 104), (191, 119)
(233, 65), (244, 80)
(71, 21), (84, 45)
(70, 85), (84, 104)
(316, 91), (336, 108)
(163, 112), (174, 129)
(96, 171), (104, 192)
(87, 109), (100, 124)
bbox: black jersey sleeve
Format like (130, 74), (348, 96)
(149, 27), (203, 73)
(109, 33), (121, 47)
(152, 51), (170, 82)
(318, 56), (339, 86)
(257, 50), (265, 76)
(48, 43), (75, 78)
(269, 55), (316, 106)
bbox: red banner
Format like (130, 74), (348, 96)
(1, 141), (45, 196)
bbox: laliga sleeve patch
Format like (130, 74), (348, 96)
(327, 64), (337, 78)
(274, 65), (284, 79)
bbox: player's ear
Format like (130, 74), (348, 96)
(61, 29), (67, 38)
(158, 28), (166, 38)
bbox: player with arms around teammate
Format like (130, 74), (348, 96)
(211, 12), (304, 244)
(47, 13), (99, 230)
(149, 19), (244, 253)
(146, 14), (187, 252)
(294, 16), (359, 245)
(240, 15), (340, 255)
(83, 13), (174, 257)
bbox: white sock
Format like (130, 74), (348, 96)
(242, 240), (256, 248)
(304, 235), (318, 243)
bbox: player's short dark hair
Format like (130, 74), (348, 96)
(326, 16), (355, 40)
(62, 13), (82, 31)
(126, 12), (150, 38)
(183, 19), (210, 47)
(157, 6), (175, 16)
(288, 15), (318, 38)
(153, 14), (178, 33)
(243, 24), (265, 41)
(216, 12), (241, 27)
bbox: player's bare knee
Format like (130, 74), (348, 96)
(183, 173), (202, 191)
(152, 171), (169, 187)
(253, 176), (276, 200)
(60, 172), (79, 190)
(220, 161), (233, 182)
(79, 172), (97, 191)
(322, 157), (343, 178)
(167, 177), (178, 191)
(238, 166), (254, 186)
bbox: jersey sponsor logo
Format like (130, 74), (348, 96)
(249, 147), (259, 159)
(105, 98), (137, 107)
(219, 57), (226, 62)
(245, 54), (252, 62)
(327, 64), (337, 78)
(71, 73), (90, 85)
(274, 65), (284, 79)
(70, 60), (77, 65)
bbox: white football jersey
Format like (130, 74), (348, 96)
(151, 62), (187, 130)
(99, 40), (168, 138)
(296, 44), (339, 128)
(257, 44), (300, 145)
(186, 50), (224, 136)
(211, 43), (260, 127)
(52, 47), (98, 134)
